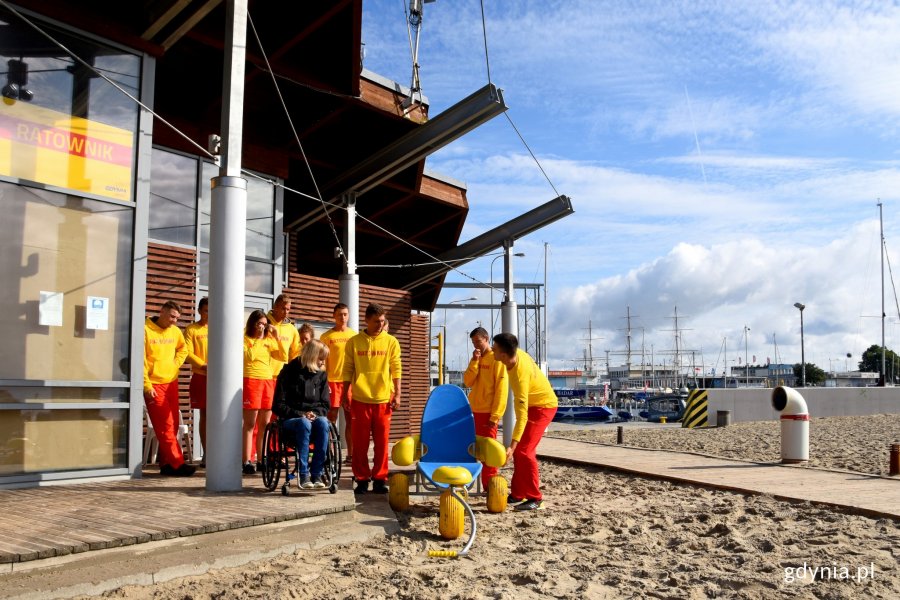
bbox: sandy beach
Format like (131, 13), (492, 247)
(550, 414), (900, 476)
(95, 415), (900, 599)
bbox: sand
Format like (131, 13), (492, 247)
(94, 415), (900, 599)
(550, 414), (900, 476)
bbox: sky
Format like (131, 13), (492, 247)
(361, 0), (900, 376)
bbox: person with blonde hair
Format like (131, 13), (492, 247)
(274, 339), (331, 489)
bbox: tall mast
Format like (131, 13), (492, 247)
(673, 306), (681, 387)
(543, 242), (549, 368)
(880, 200), (886, 386)
(625, 306), (633, 377)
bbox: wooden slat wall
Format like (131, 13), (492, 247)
(145, 242), (197, 457)
(406, 313), (431, 437)
(284, 236), (430, 440)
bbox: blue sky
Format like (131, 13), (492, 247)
(361, 0), (900, 375)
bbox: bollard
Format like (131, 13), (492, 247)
(771, 386), (809, 464)
(659, 416), (667, 424)
(891, 444), (900, 476)
(716, 410), (731, 428)
(616, 426), (624, 445)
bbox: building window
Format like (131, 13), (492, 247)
(197, 159), (277, 295)
(0, 8), (140, 202)
(149, 148), (198, 245)
(0, 182), (133, 382)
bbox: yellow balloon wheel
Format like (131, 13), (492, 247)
(388, 473), (409, 511)
(486, 475), (508, 513)
(438, 489), (465, 540)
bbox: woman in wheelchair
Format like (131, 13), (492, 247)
(273, 339), (331, 489)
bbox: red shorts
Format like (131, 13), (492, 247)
(328, 381), (351, 409)
(243, 377), (275, 410)
(189, 374), (207, 410)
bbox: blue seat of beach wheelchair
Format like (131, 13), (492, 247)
(416, 385), (482, 488)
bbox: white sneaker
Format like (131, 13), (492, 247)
(300, 475), (314, 489)
(312, 475), (327, 489)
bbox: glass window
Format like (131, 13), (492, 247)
(247, 176), (274, 259)
(0, 408), (127, 475)
(0, 9), (140, 202)
(199, 161), (216, 249)
(198, 252), (274, 295)
(0, 182), (133, 381)
(149, 148), (198, 245)
(199, 163), (274, 259)
(246, 260), (274, 294)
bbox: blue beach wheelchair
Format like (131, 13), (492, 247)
(389, 385), (508, 557)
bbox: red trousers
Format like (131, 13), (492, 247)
(351, 401), (391, 481)
(510, 406), (557, 502)
(473, 412), (499, 489)
(145, 381), (186, 469)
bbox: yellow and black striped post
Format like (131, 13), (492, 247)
(681, 389), (708, 428)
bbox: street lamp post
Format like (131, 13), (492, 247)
(490, 252), (524, 336)
(794, 302), (806, 387)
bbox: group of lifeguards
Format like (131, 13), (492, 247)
(463, 328), (558, 511)
(142, 296), (404, 491)
(143, 295), (556, 511)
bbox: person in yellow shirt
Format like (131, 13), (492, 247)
(144, 300), (195, 477)
(463, 326), (508, 489)
(341, 303), (401, 495)
(266, 294), (301, 381)
(491, 332), (558, 511)
(242, 310), (287, 475)
(320, 303), (356, 461)
(184, 297), (208, 463)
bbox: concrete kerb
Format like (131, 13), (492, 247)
(0, 501), (400, 600)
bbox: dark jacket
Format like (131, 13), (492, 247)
(273, 359), (331, 419)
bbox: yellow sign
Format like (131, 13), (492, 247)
(0, 100), (134, 201)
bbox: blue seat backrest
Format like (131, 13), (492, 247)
(419, 385), (475, 464)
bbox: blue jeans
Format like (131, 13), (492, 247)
(282, 416), (330, 477)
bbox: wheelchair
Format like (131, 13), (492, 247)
(389, 384), (508, 557)
(260, 417), (341, 495)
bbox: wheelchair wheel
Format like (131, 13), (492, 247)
(317, 422), (341, 493)
(261, 421), (282, 491)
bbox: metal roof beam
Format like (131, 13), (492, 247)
(401, 194), (574, 291)
(322, 82), (506, 199)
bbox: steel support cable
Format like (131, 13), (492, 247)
(247, 12), (344, 261)
(476, 0), (562, 199)
(884, 239), (900, 320)
(479, 0), (492, 85)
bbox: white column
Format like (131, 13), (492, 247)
(206, 0), (248, 492)
(337, 194), (358, 449)
(340, 193), (359, 331)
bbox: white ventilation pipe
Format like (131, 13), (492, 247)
(771, 386), (809, 464)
